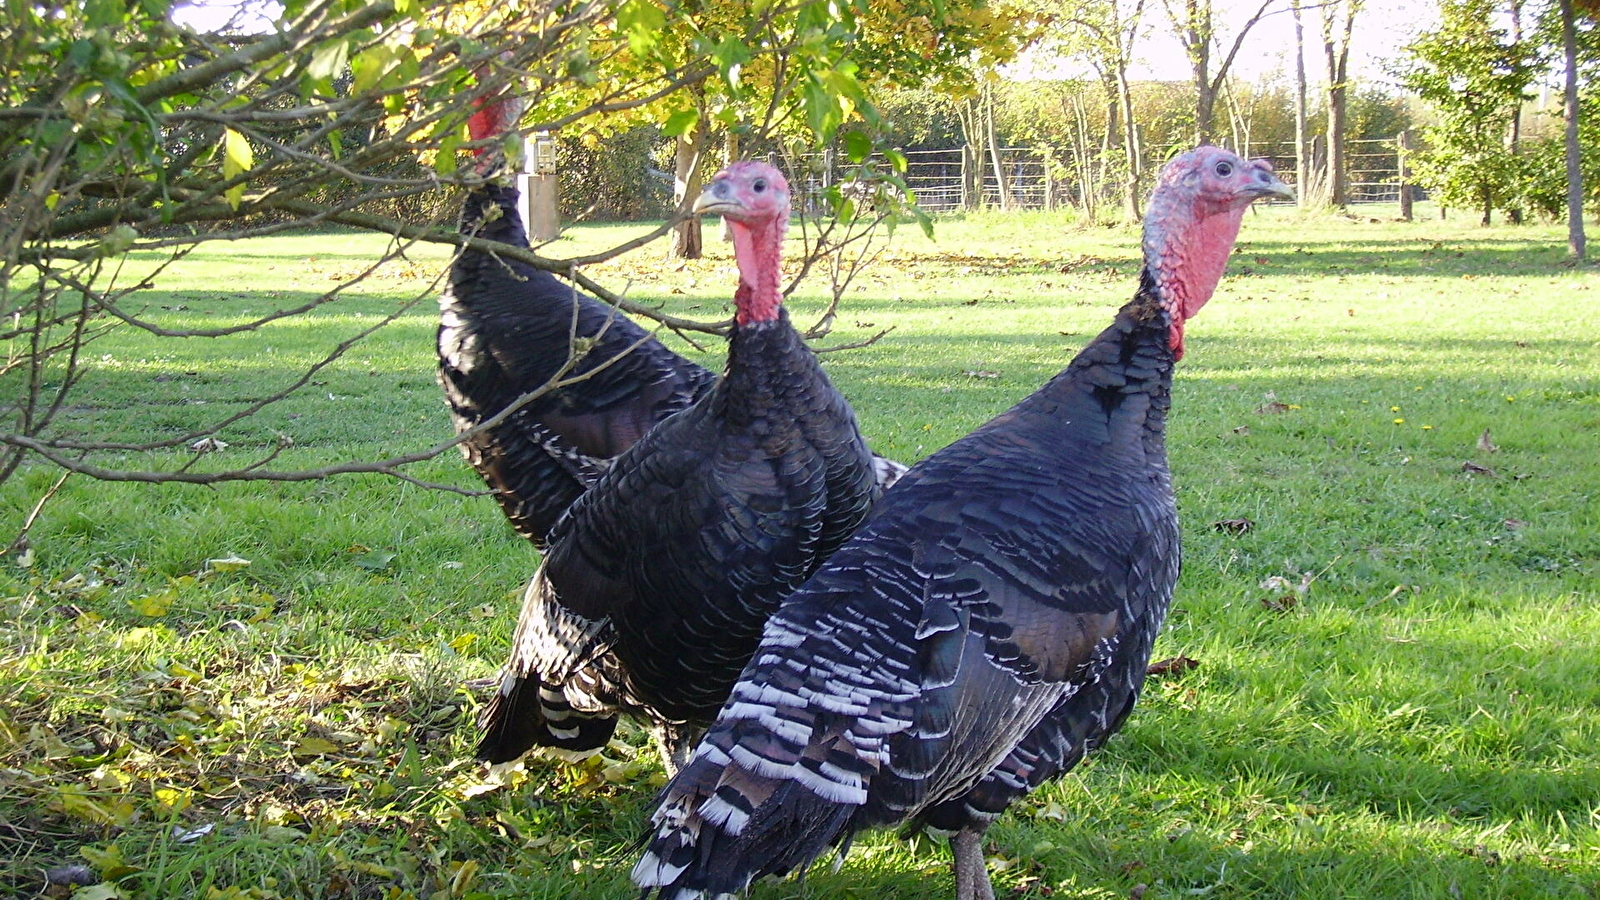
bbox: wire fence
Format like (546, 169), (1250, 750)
(801, 136), (1418, 215)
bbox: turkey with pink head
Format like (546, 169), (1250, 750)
(437, 93), (716, 548)
(476, 161), (884, 772)
(632, 146), (1293, 900)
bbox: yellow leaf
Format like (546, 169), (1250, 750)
(293, 736), (340, 757)
(221, 128), (253, 211)
(55, 789), (136, 826)
(154, 786), (193, 814)
(131, 589), (176, 617)
(205, 556), (252, 573)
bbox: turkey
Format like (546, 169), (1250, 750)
(633, 146), (1294, 900)
(437, 94), (717, 547)
(475, 161), (883, 772)
(439, 98), (903, 548)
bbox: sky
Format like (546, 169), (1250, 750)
(171, 0), (1441, 90)
(1018, 0), (1440, 89)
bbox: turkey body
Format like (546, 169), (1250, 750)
(438, 180), (715, 547)
(476, 163), (882, 769)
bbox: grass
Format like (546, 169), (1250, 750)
(1, 202), (1597, 900)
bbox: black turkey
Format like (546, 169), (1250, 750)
(633, 146), (1294, 900)
(437, 96), (717, 547)
(476, 161), (883, 772)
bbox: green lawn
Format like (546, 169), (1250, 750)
(2, 204), (1597, 900)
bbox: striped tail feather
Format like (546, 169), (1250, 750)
(475, 671), (617, 763)
(634, 730), (869, 899)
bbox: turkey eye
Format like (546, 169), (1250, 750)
(1214, 161), (1233, 177)
(752, 179), (767, 192)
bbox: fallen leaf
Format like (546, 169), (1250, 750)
(172, 822), (214, 843)
(351, 550), (396, 572)
(1461, 461), (1495, 476)
(1211, 517), (1254, 535)
(130, 589), (176, 617)
(293, 737), (341, 757)
(1502, 519), (1526, 531)
(44, 864), (96, 888)
(1231, 425), (1250, 435)
(1146, 656), (1200, 678)
(1260, 594), (1298, 613)
(1254, 401), (1291, 415)
(1477, 428), (1498, 453)
(204, 556), (252, 573)
(961, 369), (1000, 379)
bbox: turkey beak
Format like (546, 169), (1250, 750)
(693, 179), (742, 217)
(1246, 168), (1295, 202)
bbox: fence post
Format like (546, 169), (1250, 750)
(1397, 130), (1413, 222)
(1041, 148), (1054, 211)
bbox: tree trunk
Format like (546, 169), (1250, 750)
(1118, 68), (1142, 220)
(958, 98), (982, 210)
(985, 86), (1012, 209)
(1322, 0), (1358, 209)
(1507, 0), (1524, 224)
(1398, 129), (1414, 222)
(671, 120), (706, 259)
(1292, 0), (1310, 207)
(1195, 80), (1217, 145)
(1561, 0), (1586, 261)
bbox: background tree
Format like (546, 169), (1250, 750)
(1157, 0), (1285, 144)
(1558, 0), (1589, 258)
(1398, 0), (1539, 224)
(1046, 0), (1150, 218)
(1321, 0), (1362, 208)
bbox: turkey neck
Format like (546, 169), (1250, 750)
(728, 215), (785, 326)
(458, 181), (527, 248)
(1017, 270), (1176, 463)
(712, 308), (840, 439)
(1020, 195), (1251, 453)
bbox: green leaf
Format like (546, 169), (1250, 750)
(843, 130), (871, 164)
(305, 38), (348, 85)
(292, 736), (340, 756)
(352, 550), (396, 572)
(434, 135), (459, 176)
(616, 0), (665, 58)
(661, 107), (699, 139)
(884, 148), (908, 175)
(349, 45), (395, 96)
(711, 36), (750, 90)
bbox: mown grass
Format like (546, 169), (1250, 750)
(1, 203), (1596, 900)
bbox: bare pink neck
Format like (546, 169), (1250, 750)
(728, 215), (786, 325)
(1143, 200), (1248, 360)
